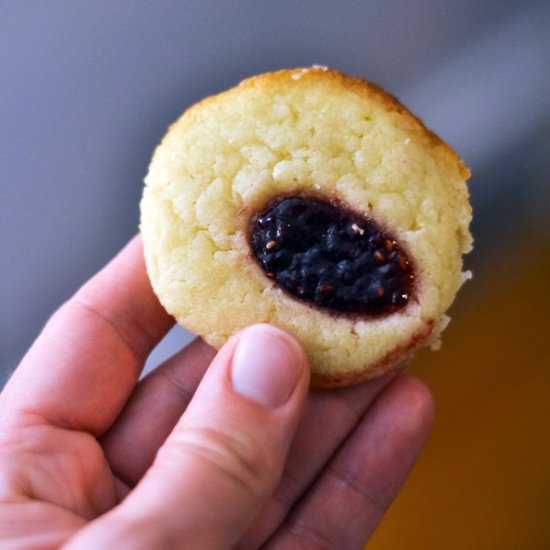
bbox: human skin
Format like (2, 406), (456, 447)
(0, 236), (434, 549)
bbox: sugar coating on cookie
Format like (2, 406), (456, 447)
(140, 67), (472, 387)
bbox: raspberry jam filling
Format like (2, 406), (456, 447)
(250, 195), (414, 316)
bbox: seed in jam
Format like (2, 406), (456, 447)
(250, 195), (414, 316)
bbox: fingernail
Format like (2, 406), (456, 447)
(231, 324), (303, 407)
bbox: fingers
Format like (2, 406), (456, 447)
(102, 348), (394, 493)
(64, 325), (310, 550)
(102, 343), (396, 508)
(0, 236), (174, 435)
(265, 376), (434, 550)
(240, 376), (393, 548)
(101, 338), (216, 485)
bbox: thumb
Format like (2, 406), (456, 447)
(66, 324), (309, 550)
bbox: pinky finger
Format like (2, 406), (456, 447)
(264, 376), (434, 550)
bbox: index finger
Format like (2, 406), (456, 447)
(0, 235), (174, 435)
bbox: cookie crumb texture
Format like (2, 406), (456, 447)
(141, 67), (472, 386)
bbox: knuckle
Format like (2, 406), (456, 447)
(161, 425), (272, 500)
(285, 517), (337, 550)
(330, 463), (387, 517)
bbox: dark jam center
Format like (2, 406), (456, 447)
(250, 196), (414, 315)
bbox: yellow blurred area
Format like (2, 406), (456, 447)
(369, 244), (550, 549)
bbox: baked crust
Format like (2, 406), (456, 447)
(140, 67), (472, 387)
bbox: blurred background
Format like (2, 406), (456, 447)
(1, 1), (549, 547)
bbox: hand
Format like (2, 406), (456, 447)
(0, 236), (433, 549)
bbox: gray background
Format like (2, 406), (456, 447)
(1, 1), (549, 383)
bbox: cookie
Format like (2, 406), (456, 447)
(140, 67), (472, 387)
